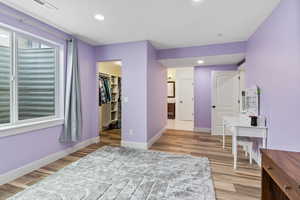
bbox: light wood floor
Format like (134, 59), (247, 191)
(0, 129), (261, 200)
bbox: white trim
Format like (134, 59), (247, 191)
(121, 141), (148, 149)
(238, 63), (246, 71)
(0, 136), (100, 185)
(0, 118), (64, 138)
(147, 126), (166, 148)
(194, 127), (211, 133)
(121, 126), (166, 150)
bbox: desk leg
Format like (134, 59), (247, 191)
(232, 133), (234, 155)
(263, 130), (267, 148)
(222, 122), (225, 149)
(233, 128), (238, 170)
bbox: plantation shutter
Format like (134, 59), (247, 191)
(17, 47), (56, 120)
(0, 46), (10, 124)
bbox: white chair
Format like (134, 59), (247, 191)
(237, 137), (253, 165)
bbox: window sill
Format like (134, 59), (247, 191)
(0, 118), (64, 138)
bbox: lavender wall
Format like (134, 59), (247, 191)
(147, 42), (167, 140)
(157, 41), (246, 60)
(194, 65), (238, 129)
(95, 41), (148, 143)
(246, 0), (300, 151)
(0, 3), (98, 174)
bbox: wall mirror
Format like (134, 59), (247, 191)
(168, 81), (175, 98)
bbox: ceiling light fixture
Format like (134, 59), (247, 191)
(115, 61), (122, 66)
(197, 60), (205, 65)
(94, 14), (105, 21)
(192, 0), (205, 3)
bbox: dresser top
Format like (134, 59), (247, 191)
(261, 149), (300, 183)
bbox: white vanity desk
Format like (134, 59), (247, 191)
(223, 115), (267, 169)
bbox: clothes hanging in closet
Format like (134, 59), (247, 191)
(117, 77), (122, 128)
(99, 75), (111, 106)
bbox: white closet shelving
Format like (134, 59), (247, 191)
(110, 75), (120, 124)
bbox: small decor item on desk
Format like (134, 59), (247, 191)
(258, 115), (266, 127)
(250, 116), (258, 126)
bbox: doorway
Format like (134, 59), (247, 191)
(97, 61), (122, 144)
(167, 67), (194, 131)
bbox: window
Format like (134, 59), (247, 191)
(0, 26), (63, 135)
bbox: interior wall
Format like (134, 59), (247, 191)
(147, 42), (167, 141)
(194, 64), (238, 130)
(245, 0), (300, 152)
(0, 3), (98, 174)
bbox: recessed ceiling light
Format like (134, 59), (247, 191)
(197, 60), (205, 64)
(115, 61), (122, 66)
(94, 14), (105, 21)
(192, 0), (204, 3)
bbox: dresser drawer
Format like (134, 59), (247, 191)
(262, 154), (300, 200)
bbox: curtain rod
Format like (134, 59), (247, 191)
(0, 9), (71, 41)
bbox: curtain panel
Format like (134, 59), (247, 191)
(60, 38), (82, 143)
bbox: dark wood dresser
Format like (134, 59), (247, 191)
(261, 149), (300, 200)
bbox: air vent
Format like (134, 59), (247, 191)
(33, 0), (58, 10)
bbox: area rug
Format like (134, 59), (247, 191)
(8, 146), (216, 200)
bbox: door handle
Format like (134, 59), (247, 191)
(212, 105), (216, 108)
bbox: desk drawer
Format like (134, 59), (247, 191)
(262, 154), (300, 200)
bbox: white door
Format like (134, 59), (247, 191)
(178, 78), (194, 121)
(211, 71), (239, 135)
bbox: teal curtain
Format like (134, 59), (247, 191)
(60, 38), (82, 143)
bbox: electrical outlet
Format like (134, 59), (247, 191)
(129, 129), (133, 135)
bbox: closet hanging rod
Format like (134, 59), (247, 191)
(0, 8), (70, 41)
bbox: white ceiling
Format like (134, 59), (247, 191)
(160, 53), (245, 68)
(0, 0), (280, 49)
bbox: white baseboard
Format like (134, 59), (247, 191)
(121, 141), (148, 150)
(147, 126), (166, 148)
(0, 136), (100, 185)
(122, 126), (166, 150)
(194, 127), (211, 133)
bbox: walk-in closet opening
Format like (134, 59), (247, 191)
(98, 61), (122, 145)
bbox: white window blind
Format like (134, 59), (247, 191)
(17, 37), (56, 120)
(0, 29), (11, 125)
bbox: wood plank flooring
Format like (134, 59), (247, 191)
(0, 129), (261, 200)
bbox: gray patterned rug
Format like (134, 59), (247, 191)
(8, 146), (216, 200)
